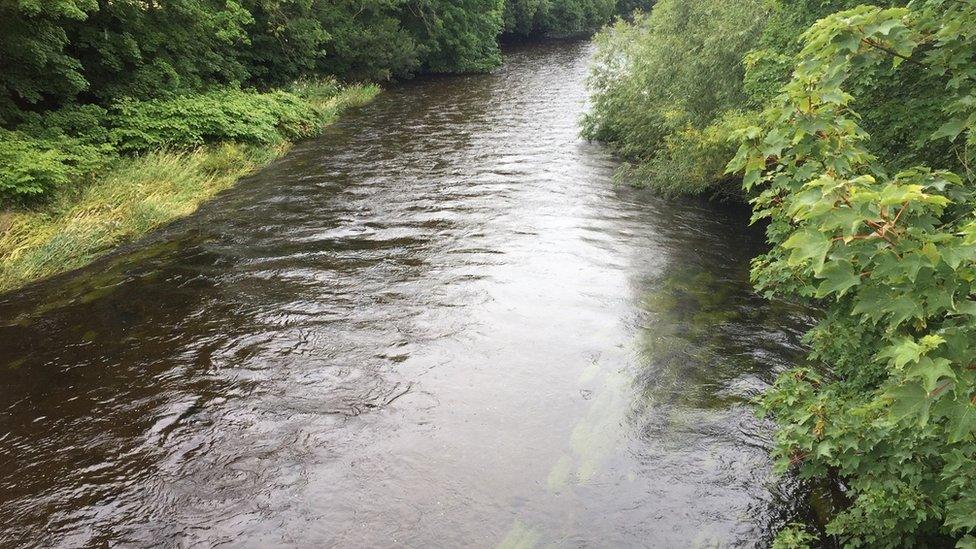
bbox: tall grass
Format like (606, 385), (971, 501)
(0, 83), (379, 293)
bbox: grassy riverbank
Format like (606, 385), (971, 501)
(0, 83), (378, 293)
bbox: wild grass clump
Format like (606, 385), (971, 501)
(291, 78), (382, 123)
(0, 146), (256, 291)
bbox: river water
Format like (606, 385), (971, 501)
(0, 41), (816, 547)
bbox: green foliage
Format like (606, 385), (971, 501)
(584, 0), (946, 197)
(613, 0), (653, 17)
(0, 103), (116, 201)
(71, 0), (255, 102)
(728, 1), (976, 544)
(0, 0), (527, 203)
(0, 0), (533, 122)
(742, 0), (868, 108)
(0, 0), (96, 123)
(581, 0), (768, 194)
(539, 0), (616, 37)
(542, 0), (617, 36)
(15, 103), (112, 144)
(410, 0), (505, 73)
(616, 111), (749, 197)
(503, 0), (546, 35)
(107, 89), (321, 152)
(0, 82), (376, 204)
(772, 523), (818, 549)
(743, 0), (951, 172)
(502, 0), (628, 37)
(307, 1), (421, 81)
(0, 129), (112, 201)
(239, 0), (331, 85)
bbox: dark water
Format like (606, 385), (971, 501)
(0, 41), (815, 547)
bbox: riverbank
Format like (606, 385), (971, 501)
(0, 83), (379, 293)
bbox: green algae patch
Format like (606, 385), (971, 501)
(546, 454), (574, 492)
(496, 519), (541, 549)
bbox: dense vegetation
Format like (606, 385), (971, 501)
(0, 0), (645, 290)
(0, 0), (647, 205)
(585, 0), (976, 545)
(0, 0), (508, 205)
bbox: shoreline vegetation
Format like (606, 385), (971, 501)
(0, 0), (651, 293)
(0, 82), (378, 293)
(585, 0), (976, 546)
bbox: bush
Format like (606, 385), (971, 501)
(582, 0), (768, 195)
(0, 129), (112, 202)
(540, 0), (616, 37)
(14, 103), (111, 143)
(730, 2), (976, 544)
(503, 0), (629, 37)
(107, 89), (322, 153)
(616, 111), (752, 198)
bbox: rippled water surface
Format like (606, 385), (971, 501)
(0, 42), (815, 547)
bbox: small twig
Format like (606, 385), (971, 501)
(860, 38), (929, 69)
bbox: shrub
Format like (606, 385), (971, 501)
(14, 103), (111, 144)
(729, 2), (976, 544)
(0, 129), (112, 202)
(616, 111), (752, 198)
(581, 0), (768, 194)
(107, 89), (322, 153)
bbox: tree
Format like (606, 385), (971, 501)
(0, 0), (96, 123)
(406, 0), (505, 74)
(730, 1), (976, 544)
(69, 0), (254, 101)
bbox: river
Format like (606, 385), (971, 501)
(0, 41), (817, 547)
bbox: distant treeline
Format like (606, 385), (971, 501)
(0, 0), (648, 125)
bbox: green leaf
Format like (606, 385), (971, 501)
(852, 286), (889, 321)
(874, 252), (928, 283)
(815, 260), (860, 297)
(761, 128), (788, 158)
(952, 300), (976, 318)
(931, 117), (967, 141)
(904, 356), (955, 393)
(782, 229), (831, 271)
(888, 382), (933, 427)
(945, 398), (976, 443)
(877, 337), (925, 370)
(878, 183), (925, 207)
(883, 295), (922, 328)
(941, 244), (976, 269)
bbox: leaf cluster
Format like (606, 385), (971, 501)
(728, 1), (976, 544)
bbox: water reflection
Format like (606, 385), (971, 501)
(2, 41), (814, 547)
